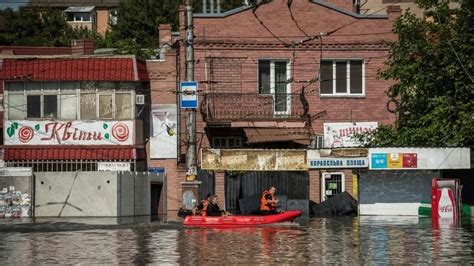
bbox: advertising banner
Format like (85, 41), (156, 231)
(324, 122), (378, 148)
(150, 104), (177, 159)
(5, 120), (134, 145)
(201, 149), (307, 171)
(369, 148), (469, 170)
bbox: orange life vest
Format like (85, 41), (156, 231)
(260, 191), (276, 211)
(200, 200), (210, 217)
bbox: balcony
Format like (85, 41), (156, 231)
(201, 93), (308, 123)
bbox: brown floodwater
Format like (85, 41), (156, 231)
(0, 216), (473, 264)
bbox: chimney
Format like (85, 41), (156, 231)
(71, 38), (94, 56)
(387, 5), (402, 21)
(159, 24), (172, 47)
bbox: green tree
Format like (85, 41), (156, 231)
(0, 6), (104, 47)
(106, 0), (181, 56)
(360, 0), (474, 147)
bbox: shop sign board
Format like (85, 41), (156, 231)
(308, 157), (368, 169)
(324, 122), (378, 148)
(5, 120), (133, 145)
(369, 148), (470, 170)
(201, 149), (307, 171)
(98, 162), (131, 171)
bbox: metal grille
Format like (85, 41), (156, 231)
(4, 160), (142, 172)
(324, 173), (343, 199)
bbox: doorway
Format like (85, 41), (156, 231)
(150, 183), (163, 217)
(321, 172), (345, 202)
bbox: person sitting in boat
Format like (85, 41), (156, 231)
(260, 186), (280, 215)
(206, 195), (232, 216)
(193, 193), (212, 217)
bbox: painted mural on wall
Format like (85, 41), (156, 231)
(324, 122), (378, 148)
(4, 120), (133, 145)
(0, 186), (31, 218)
(201, 149), (307, 171)
(150, 104), (177, 159)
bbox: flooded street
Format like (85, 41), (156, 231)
(0, 217), (473, 264)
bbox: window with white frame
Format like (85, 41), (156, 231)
(5, 81), (138, 120)
(66, 12), (91, 22)
(320, 60), (364, 96)
(258, 59), (291, 113)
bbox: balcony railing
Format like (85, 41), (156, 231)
(201, 93), (308, 122)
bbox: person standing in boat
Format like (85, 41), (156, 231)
(260, 186), (280, 214)
(206, 195), (232, 216)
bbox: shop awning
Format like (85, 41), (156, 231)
(243, 127), (312, 145)
(3, 146), (144, 160)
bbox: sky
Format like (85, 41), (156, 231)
(0, 0), (30, 10)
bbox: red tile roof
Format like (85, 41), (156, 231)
(0, 46), (73, 56)
(0, 57), (149, 81)
(3, 146), (144, 160)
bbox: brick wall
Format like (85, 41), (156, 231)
(183, 0), (399, 145)
(309, 170), (321, 203)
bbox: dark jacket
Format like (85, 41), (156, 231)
(206, 202), (224, 216)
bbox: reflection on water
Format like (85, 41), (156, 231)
(0, 217), (473, 264)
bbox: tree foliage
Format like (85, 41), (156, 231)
(106, 0), (244, 55)
(0, 6), (103, 47)
(360, 0), (474, 147)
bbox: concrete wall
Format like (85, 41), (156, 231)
(359, 170), (437, 216)
(35, 171), (164, 217)
(35, 172), (119, 217)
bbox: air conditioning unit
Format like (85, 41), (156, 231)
(135, 94), (145, 105)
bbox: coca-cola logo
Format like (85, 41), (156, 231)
(439, 205), (453, 213)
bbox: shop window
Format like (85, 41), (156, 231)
(6, 81), (136, 121)
(321, 172), (345, 201)
(60, 94), (77, 120)
(44, 95), (58, 119)
(8, 94), (24, 119)
(320, 60), (364, 96)
(99, 94), (113, 119)
(27, 95), (41, 118)
(115, 93), (132, 119)
(80, 93), (96, 120)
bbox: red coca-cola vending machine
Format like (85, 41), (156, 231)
(431, 178), (462, 228)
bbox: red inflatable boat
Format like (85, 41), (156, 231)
(183, 210), (302, 228)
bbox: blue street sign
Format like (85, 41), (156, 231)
(180, 81), (198, 109)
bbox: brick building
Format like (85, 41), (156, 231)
(150, 0), (401, 217)
(28, 0), (122, 35)
(0, 43), (149, 172)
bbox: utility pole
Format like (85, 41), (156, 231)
(185, 0), (197, 181)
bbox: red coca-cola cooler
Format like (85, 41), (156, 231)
(431, 178), (462, 227)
